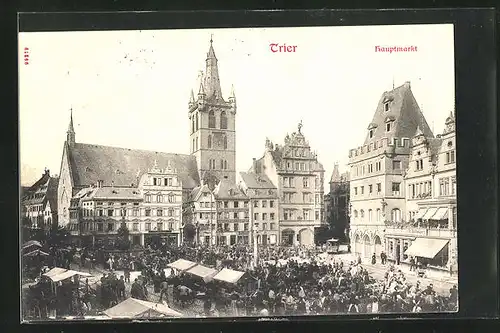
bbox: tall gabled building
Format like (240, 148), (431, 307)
(188, 38), (237, 187)
(250, 123), (326, 246)
(326, 163), (350, 241)
(348, 81), (433, 259)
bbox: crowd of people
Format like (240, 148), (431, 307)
(22, 242), (459, 319)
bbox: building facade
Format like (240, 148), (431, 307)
(251, 123), (326, 246)
(67, 160), (185, 247)
(326, 163), (350, 241)
(384, 112), (457, 274)
(348, 82), (434, 259)
(239, 172), (280, 246)
(213, 179), (250, 246)
(185, 183), (217, 246)
(189, 38), (237, 186)
(21, 169), (59, 235)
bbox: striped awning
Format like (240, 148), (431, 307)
(422, 207), (438, 220)
(431, 207), (449, 220)
(414, 208), (428, 220)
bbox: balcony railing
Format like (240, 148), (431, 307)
(384, 227), (456, 238)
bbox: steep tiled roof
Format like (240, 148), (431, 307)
(214, 179), (247, 199)
(239, 172), (276, 189)
(364, 82), (433, 144)
(46, 177), (59, 212)
(67, 143), (200, 189)
(79, 187), (143, 201)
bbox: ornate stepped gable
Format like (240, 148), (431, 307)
(66, 143), (200, 190)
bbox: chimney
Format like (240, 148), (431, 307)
(252, 158), (257, 172)
(43, 168), (50, 176)
(405, 81), (411, 88)
(97, 180), (103, 188)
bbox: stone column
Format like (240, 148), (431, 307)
(448, 205), (454, 230)
(399, 240), (404, 263)
(140, 233), (145, 246)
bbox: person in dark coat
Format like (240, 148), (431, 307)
(371, 253), (376, 265)
(130, 279), (142, 299)
(118, 276), (126, 299)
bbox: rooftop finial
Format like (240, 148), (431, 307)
(298, 120), (303, 134)
(392, 76), (395, 90)
(210, 34), (213, 44)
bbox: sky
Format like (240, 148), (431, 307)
(19, 24), (455, 191)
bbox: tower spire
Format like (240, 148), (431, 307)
(66, 107), (75, 146)
(189, 89), (195, 103)
(204, 36), (223, 99)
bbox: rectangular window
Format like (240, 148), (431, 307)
(254, 200), (258, 208)
(97, 223), (103, 232)
(244, 201), (249, 208)
(145, 209), (151, 217)
(153, 178), (157, 186)
(270, 223), (275, 230)
(145, 223), (151, 231)
(224, 223), (229, 231)
(369, 185), (373, 194)
(157, 209), (163, 216)
(263, 223), (267, 230)
(354, 187), (358, 195)
(290, 177), (295, 187)
(392, 182), (401, 196)
(284, 210), (289, 220)
(263, 213), (268, 220)
(98, 209), (103, 217)
(254, 213), (259, 220)
(133, 223), (139, 231)
(303, 177), (309, 188)
(234, 201), (239, 208)
(107, 223), (114, 232)
(233, 223), (238, 231)
(270, 213), (275, 220)
(107, 209), (113, 217)
(269, 200), (274, 208)
(233, 212), (238, 219)
(262, 200), (267, 208)
(169, 222), (174, 230)
(224, 201), (229, 208)
(244, 223), (249, 231)
(133, 208), (139, 217)
(386, 123), (391, 131)
(361, 186), (364, 195)
(157, 223), (163, 231)
(315, 211), (320, 220)
(392, 160), (401, 170)
(377, 183), (382, 193)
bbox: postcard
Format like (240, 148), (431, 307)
(19, 22), (457, 321)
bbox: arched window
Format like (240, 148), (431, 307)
(196, 137), (198, 150)
(220, 159), (224, 169)
(208, 135), (212, 148)
(360, 210), (365, 221)
(223, 135), (228, 149)
(391, 208), (401, 222)
(192, 138), (195, 152)
(209, 110), (216, 128)
(368, 209), (373, 222)
(195, 112), (199, 131)
(191, 117), (195, 133)
(224, 160), (228, 170)
(376, 208), (381, 222)
(220, 111), (228, 129)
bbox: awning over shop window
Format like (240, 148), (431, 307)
(404, 238), (449, 259)
(414, 208), (428, 220)
(430, 207), (449, 220)
(422, 207), (438, 220)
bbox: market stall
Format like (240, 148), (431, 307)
(103, 297), (183, 319)
(167, 259), (197, 273)
(185, 264), (218, 283)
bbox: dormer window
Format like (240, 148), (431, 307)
(386, 123), (391, 132)
(384, 102), (390, 112)
(369, 129), (374, 138)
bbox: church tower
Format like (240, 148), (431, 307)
(189, 37), (237, 187)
